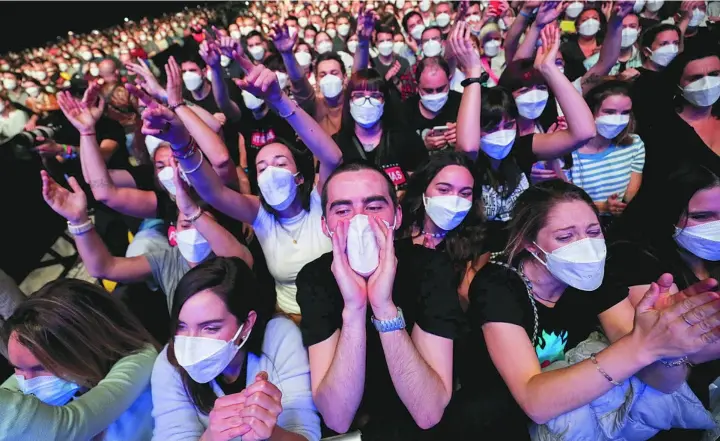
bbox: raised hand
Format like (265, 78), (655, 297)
(269, 24), (297, 54)
(237, 372), (283, 441)
(535, 1), (566, 26)
(356, 10), (376, 42)
(199, 40), (221, 69)
(170, 157), (197, 215)
(126, 82), (159, 109)
(125, 62), (166, 101)
(330, 219), (368, 311)
(164, 56), (184, 107)
(82, 81), (105, 121)
(56, 90), (102, 134)
(601, 1), (614, 20)
(534, 22), (561, 71)
(449, 20), (483, 75)
(367, 216), (398, 318)
(233, 63), (283, 106)
(140, 104), (191, 147)
(385, 60), (402, 81)
(218, 35), (241, 59)
(612, 0), (635, 19)
(40, 170), (88, 224)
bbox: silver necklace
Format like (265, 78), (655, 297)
(277, 213), (307, 245)
(490, 253), (539, 346)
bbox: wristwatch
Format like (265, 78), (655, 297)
(371, 307), (406, 333)
(67, 218), (94, 236)
(461, 73), (489, 87)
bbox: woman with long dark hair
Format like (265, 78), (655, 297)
(151, 257), (319, 441)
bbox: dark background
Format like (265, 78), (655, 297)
(0, 2), (212, 53)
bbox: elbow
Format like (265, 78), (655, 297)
(413, 407), (446, 430)
(573, 125), (597, 145)
(210, 155), (232, 174)
(523, 402), (552, 425)
(320, 413), (353, 434)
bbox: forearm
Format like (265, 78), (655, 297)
(589, 18), (622, 76)
(290, 76), (317, 117)
(280, 51), (304, 81)
(74, 225), (117, 280)
(80, 133), (116, 202)
(314, 307), (367, 433)
(353, 41), (370, 74)
(455, 68), (483, 159)
(269, 427), (308, 441)
(514, 22), (542, 61)
(504, 12), (532, 62)
(193, 212), (253, 268)
(539, 64), (596, 142)
(236, 166), (252, 194)
(209, 67), (242, 121)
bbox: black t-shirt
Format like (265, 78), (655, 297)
(452, 261), (627, 437)
(333, 128), (428, 191)
(372, 55), (411, 80)
(404, 90), (462, 151)
(296, 237), (463, 440)
(216, 355), (249, 396)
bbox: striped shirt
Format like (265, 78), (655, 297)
(568, 134), (645, 202)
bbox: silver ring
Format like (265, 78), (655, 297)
(682, 313), (693, 327)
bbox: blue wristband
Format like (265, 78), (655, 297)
(520, 9), (534, 19)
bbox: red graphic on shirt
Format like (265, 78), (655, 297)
(168, 226), (178, 247)
(384, 165), (406, 186)
(251, 129), (277, 149)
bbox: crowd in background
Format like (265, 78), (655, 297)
(0, 1), (720, 441)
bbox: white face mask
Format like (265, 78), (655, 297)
(26, 86), (40, 97)
(393, 41), (407, 55)
(350, 97), (384, 127)
(276, 71), (289, 90)
(326, 28), (337, 39)
(377, 41), (394, 57)
(423, 194), (472, 231)
(532, 238), (607, 291)
(72, 63), (82, 71)
(35, 71), (47, 81)
(481, 129), (516, 159)
(176, 228), (212, 263)
(3, 79), (17, 90)
(128, 41), (137, 49)
(621, 28), (639, 48)
(633, 0), (646, 12)
(410, 24), (426, 41)
(683, 76), (720, 108)
(230, 30), (242, 40)
(515, 89), (549, 120)
(646, 0), (664, 12)
(299, 17), (309, 28)
(345, 214), (395, 276)
(288, 26), (299, 38)
(295, 51), (312, 67)
(483, 40), (501, 57)
(157, 166), (181, 196)
(689, 8), (706, 27)
(317, 41), (333, 54)
(242, 90), (265, 110)
(420, 0), (431, 12)
(306, 37), (315, 46)
(338, 24), (351, 37)
(81, 51), (93, 61)
(319, 74), (344, 99)
(578, 19), (601, 37)
(182, 71), (203, 91)
(15, 374), (80, 406)
(330, 4), (339, 13)
(248, 46), (266, 61)
(347, 40), (359, 54)
(649, 44), (679, 67)
(59, 63), (68, 72)
(257, 166), (299, 210)
(595, 114), (630, 139)
(498, 17), (508, 31)
(220, 55), (231, 67)
(674, 220), (720, 261)
(423, 40), (443, 57)
(435, 12), (451, 28)
(420, 91), (449, 112)
(175, 325), (250, 384)
(89, 67), (100, 77)
(565, 1), (584, 19)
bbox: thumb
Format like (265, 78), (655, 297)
(656, 273), (674, 294)
(67, 176), (83, 194)
(255, 371), (269, 382)
(637, 282), (661, 313)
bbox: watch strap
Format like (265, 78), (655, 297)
(460, 73), (489, 87)
(372, 307), (406, 333)
(67, 218), (94, 236)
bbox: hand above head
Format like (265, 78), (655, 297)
(164, 56), (185, 107)
(522, 0), (543, 12)
(534, 22), (561, 71)
(233, 62), (283, 106)
(236, 371), (284, 441)
(40, 170), (88, 224)
(82, 81), (105, 121)
(269, 24), (297, 54)
(601, 1), (614, 20)
(218, 35), (241, 59)
(356, 10), (376, 43)
(367, 216), (398, 318)
(612, 1), (636, 20)
(199, 40), (221, 69)
(125, 82), (160, 109)
(449, 20), (483, 75)
(56, 90), (102, 134)
(140, 104), (191, 147)
(125, 61), (166, 101)
(330, 219), (368, 311)
(535, 1), (566, 27)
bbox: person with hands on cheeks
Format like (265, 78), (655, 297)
(151, 257), (319, 441)
(164, 51), (342, 319)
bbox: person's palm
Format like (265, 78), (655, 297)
(199, 41), (220, 68)
(41, 171), (87, 223)
(536, 1), (565, 26)
(272, 26), (297, 53)
(613, 1), (635, 18)
(534, 23), (561, 70)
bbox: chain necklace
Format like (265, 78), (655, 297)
(277, 212), (307, 245)
(490, 253), (539, 346)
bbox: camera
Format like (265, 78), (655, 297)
(4, 123), (62, 160)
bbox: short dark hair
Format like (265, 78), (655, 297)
(179, 53), (206, 69)
(321, 161), (399, 217)
(314, 52), (345, 77)
(402, 10), (422, 34)
(639, 23), (680, 58)
(421, 25), (443, 41)
(415, 56), (451, 83)
(375, 25), (395, 41)
(245, 30), (264, 42)
(498, 58), (546, 93)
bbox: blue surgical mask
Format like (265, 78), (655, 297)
(16, 374), (80, 406)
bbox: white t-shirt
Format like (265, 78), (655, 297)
(253, 188), (331, 314)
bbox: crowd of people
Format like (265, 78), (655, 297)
(1, 0), (720, 440)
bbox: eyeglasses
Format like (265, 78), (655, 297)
(350, 92), (384, 105)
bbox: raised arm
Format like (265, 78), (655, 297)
(202, 35), (242, 122)
(271, 24), (305, 81)
(513, 2), (566, 61)
(453, 21), (484, 161)
(582, 2), (634, 84)
(353, 11), (375, 73)
(532, 24), (596, 159)
(126, 62), (168, 103)
(504, 1), (541, 63)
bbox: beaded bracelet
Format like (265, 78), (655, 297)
(590, 353), (621, 386)
(660, 356), (692, 368)
(168, 100), (187, 112)
(172, 138), (198, 159)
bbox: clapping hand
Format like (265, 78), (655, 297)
(534, 22), (561, 71)
(199, 39), (221, 69)
(330, 219), (368, 311)
(236, 372), (283, 441)
(385, 60), (402, 81)
(40, 170), (88, 225)
(125, 61), (166, 102)
(56, 90), (103, 134)
(140, 104), (190, 147)
(448, 20), (483, 76)
(170, 157), (197, 215)
(269, 24), (297, 54)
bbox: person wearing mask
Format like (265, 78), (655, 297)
(0, 94), (29, 141)
(420, 26), (445, 59)
(370, 26), (416, 100)
(434, 1), (455, 37)
(583, 11), (643, 77)
(405, 57), (460, 153)
(303, 26), (318, 47)
(22, 78), (58, 115)
(476, 23), (506, 88)
(334, 68), (427, 193)
(607, 163), (720, 441)
(402, 11), (426, 57)
(151, 257), (320, 441)
(455, 179), (720, 440)
(567, 80), (645, 225)
(558, 6), (608, 79)
(335, 12), (354, 47)
(638, 0), (667, 30)
(2, 72), (25, 106)
(245, 30), (271, 65)
(168, 56), (342, 320)
(296, 160), (463, 438)
(455, 22), (596, 250)
(1, 279), (159, 440)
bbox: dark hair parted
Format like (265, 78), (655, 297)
(504, 180), (599, 261)
(498, 58), (546, 94)
(321, 161), (399, 217)
(314, 51), (345, 77)
(2, 279), (158, 388)
(167, 257), (275, 415)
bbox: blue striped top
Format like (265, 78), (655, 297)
(568, 134), (645, 203)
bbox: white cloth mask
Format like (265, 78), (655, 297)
(515, 89), (549, 120)
(565, 1), (584, 18)
(319, 74), (344, 99)
(578, 19), (600, 37)
(26, 86), (40, 97)
(423, 39), (443, 57)
(350, 97), (384, 127)
(16, 374), (80, 406)
(35, 71), (47, 81)
(621, 28), (639, 48)
(347, 40), (359, 54)
(411, 24), (426, 41)
(683, 75), (720, 108)
(346, 214), (395, 276)
(674, 220), (720, 261)
(330, 4), (339, 13)
(158, 165), (180, 196)
(276, 71), (289, 90)
(305, 37), (315, 46)
(220, 55), (231, 67)
(248, 46), (266, 61)
(176, 228), (212, 263)
(634, 0), (646, 12)
(174, 325), (250, 384)
(646, 0), (663, 12)
(595, 114), (630, 139)
(3, 79), (17, 90)
(480, 129), (516, 159)
(288, 26), (299, 38)
(326, 28), (337, 39)
(483, 40), (501, 57)
(258, 166), (299, 210)
(420, 0), (432, 12)
(89, 67), (100, 77)
(532, 238), (607, 291)
(182, 71), (203, 91)
(649, 44), (678, 67)
(420, 91), (449, 113)
(295, 51), (312, 67)
(436, 13), (451, 27)
(242, 90), (265, 110)
(299, 17), (309, 28)
(378, 41), (394, 57)
(393, 41), (407, 55)
(423, 195), (472, 231)
(689, 8), (706, 27)
(317, 41), (333, 54)
(338, 24), (351, 37)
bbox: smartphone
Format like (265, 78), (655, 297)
(431, 125), (449, 136)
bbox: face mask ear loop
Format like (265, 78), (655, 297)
(231, 324), (245, 346)
(530, 241), (549, 267)
(322, 216), (334, 237)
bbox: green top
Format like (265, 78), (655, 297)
(0, 345), (158, 441)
